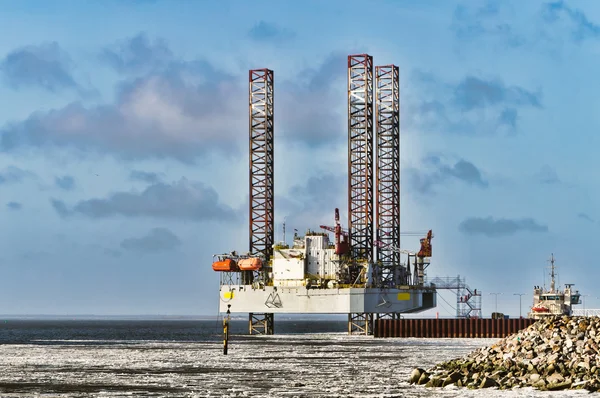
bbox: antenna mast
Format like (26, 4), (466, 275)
(549, 253), (556, 293)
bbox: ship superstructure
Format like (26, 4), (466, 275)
(528, 254), (581, 319)
(213, 55), (437, 335)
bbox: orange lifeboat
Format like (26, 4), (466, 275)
(238, 257), (262, 271)
(212, 258), (239, 272)
(532, 304), (549, 313)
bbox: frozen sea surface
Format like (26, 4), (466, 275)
(0, 320), (592, 397)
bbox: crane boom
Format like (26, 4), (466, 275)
(374, 229), (432, 258)
(319, 208), (350, 255)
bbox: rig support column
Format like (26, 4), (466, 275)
(348, 312), (374, 335)
(249, 313), (274, 335)
(347, 54), (374, 263)
(376, 312), (401, 321)
(375, 65), (401, 286)
(249, 69), (275, 284)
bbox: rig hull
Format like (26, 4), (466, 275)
(219, 285), (436, 314)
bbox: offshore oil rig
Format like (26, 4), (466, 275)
(213, 54), (438, 335)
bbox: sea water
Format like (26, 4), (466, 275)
(0, 319), (590, 397)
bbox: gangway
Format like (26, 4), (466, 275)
(427, 275), (482, 318)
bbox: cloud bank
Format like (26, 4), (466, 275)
(459, 216), (549, 237)
(120, 227), (181, 252)
(51, 178), (237, 222)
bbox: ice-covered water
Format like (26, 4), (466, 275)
(0, 320), (591, 397)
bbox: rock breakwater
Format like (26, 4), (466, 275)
(409, 316), (600, 391)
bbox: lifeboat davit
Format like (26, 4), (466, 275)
(212, 258), (239, 272)
(238, 257), (262, 271)
(532, 304), (550, 313)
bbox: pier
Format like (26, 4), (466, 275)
(373, 318), (536, 338)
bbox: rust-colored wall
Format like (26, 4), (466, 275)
(373, 318), (536, 338)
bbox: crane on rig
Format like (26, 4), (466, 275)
(373, 230), (434, 285)
(319, 209), (432, 259)
(319, 208), (350, 255)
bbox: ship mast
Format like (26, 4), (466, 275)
(549, 253), (556, 293)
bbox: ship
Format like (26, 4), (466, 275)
(528, 254), (581, 319)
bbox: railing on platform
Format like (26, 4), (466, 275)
(572, 309), (600, 317)
(426, 276), (482, 318)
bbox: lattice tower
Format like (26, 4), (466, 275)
(375, 65), (401, 285)
(347, 54), (374, 262)
(249, 69), (275, 268)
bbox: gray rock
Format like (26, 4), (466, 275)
(546, 353), (559, 364)
(417, 372), (429, 385)
(547, 381), (572, 391)
(565, 338), (573, 348)
(409, 368), (421, 384)
(547, 372), (564, 384)
(578, 362), (590, 370)
(534, 378), (547, 388)
(480, 377), (498, 388)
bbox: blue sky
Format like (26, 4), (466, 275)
(0, 0), (598, 317)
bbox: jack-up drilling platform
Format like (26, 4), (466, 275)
(213, 56), (437, 335)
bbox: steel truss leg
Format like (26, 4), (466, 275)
(347, 54), (374, 263)
(249, 313), (274, 335)
(348, 313), (374, 335)
(249, 68), (275, 268)
(375, 312), (401, 321)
